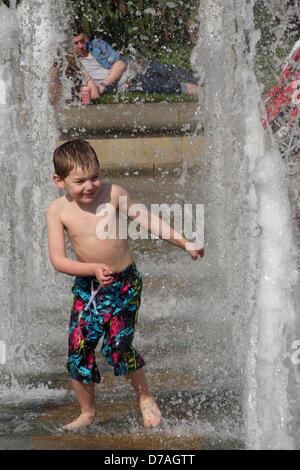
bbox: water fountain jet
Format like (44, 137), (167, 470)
(0, 0), (299, 450)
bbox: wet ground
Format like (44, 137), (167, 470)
(0, 370), (244, 450)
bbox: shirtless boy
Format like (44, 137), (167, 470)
(47, 139), (204, 431)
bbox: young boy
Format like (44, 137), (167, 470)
(47, 139), (204, 431)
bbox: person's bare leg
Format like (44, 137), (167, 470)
(63, 380), (96, 430)
(125, 368), (163, 427)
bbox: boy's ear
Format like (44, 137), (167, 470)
(53, 174), (65, 189)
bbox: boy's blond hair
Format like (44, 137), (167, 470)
(53, 139), (99, 179)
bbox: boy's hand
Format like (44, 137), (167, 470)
(185, 246), (205, 260)
(94, 264), (114, 288)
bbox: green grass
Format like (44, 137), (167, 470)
(91, 92), (198, 105)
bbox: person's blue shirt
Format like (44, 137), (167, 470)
(87, 39), (127, 69)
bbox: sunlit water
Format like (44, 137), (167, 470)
(191, 0), (300, 449)
(0, 0), (300, 450)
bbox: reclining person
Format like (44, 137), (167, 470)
(49, 27), (200, 104)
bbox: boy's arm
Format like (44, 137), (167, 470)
(116, 186), (204, 260)
(46, 203), (113, 284)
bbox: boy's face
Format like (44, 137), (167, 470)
(54, 163), (101, 205)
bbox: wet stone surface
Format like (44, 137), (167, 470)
(0, 372), (244, 450)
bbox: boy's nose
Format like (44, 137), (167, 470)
(84, 180), (94, 191)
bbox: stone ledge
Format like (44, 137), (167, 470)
(56, 102), (200, 136)
(57, 135), (205, 170)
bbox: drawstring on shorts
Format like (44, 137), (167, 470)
(84, 280), (101, 321)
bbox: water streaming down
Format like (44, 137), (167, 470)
(192, 0), (300, 449)
(0, 0), (299, 450)
(0, 0), (69, 383)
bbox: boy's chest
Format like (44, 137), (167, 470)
(62, 205), (120, 239)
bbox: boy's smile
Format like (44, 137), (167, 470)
(55, 164), (101, 205)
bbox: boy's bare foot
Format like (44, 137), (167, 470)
(139, 395), (163, 428)
(62, 412), (95, 431)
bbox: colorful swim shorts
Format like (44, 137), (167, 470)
(66, 263), (145, 384)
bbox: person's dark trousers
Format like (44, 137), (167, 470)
(130, 60), (199, 94)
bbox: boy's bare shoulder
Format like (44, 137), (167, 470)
(47, 195), (66, 217)
(109, 183), (132, 207)
(110, 183), (130, 197)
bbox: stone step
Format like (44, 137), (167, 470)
(56, 102), (200, 135)
(57, 135), (205, 170)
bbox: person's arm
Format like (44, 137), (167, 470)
(116, 186), (204, 260)
(85, 75), (100, 99)
(98, 60), (127, 94)
(46, 202), (113, 286)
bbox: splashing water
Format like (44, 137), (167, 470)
(0, 0), (299, 450)
(192, 0), (299, 449)
(0, 0), (69, 379)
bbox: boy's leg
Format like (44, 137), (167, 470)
(100, 264), (162, 426)
(65, 287), (104, 430)
(124, 368), (163, 427)
(63, 380), (96, 430)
